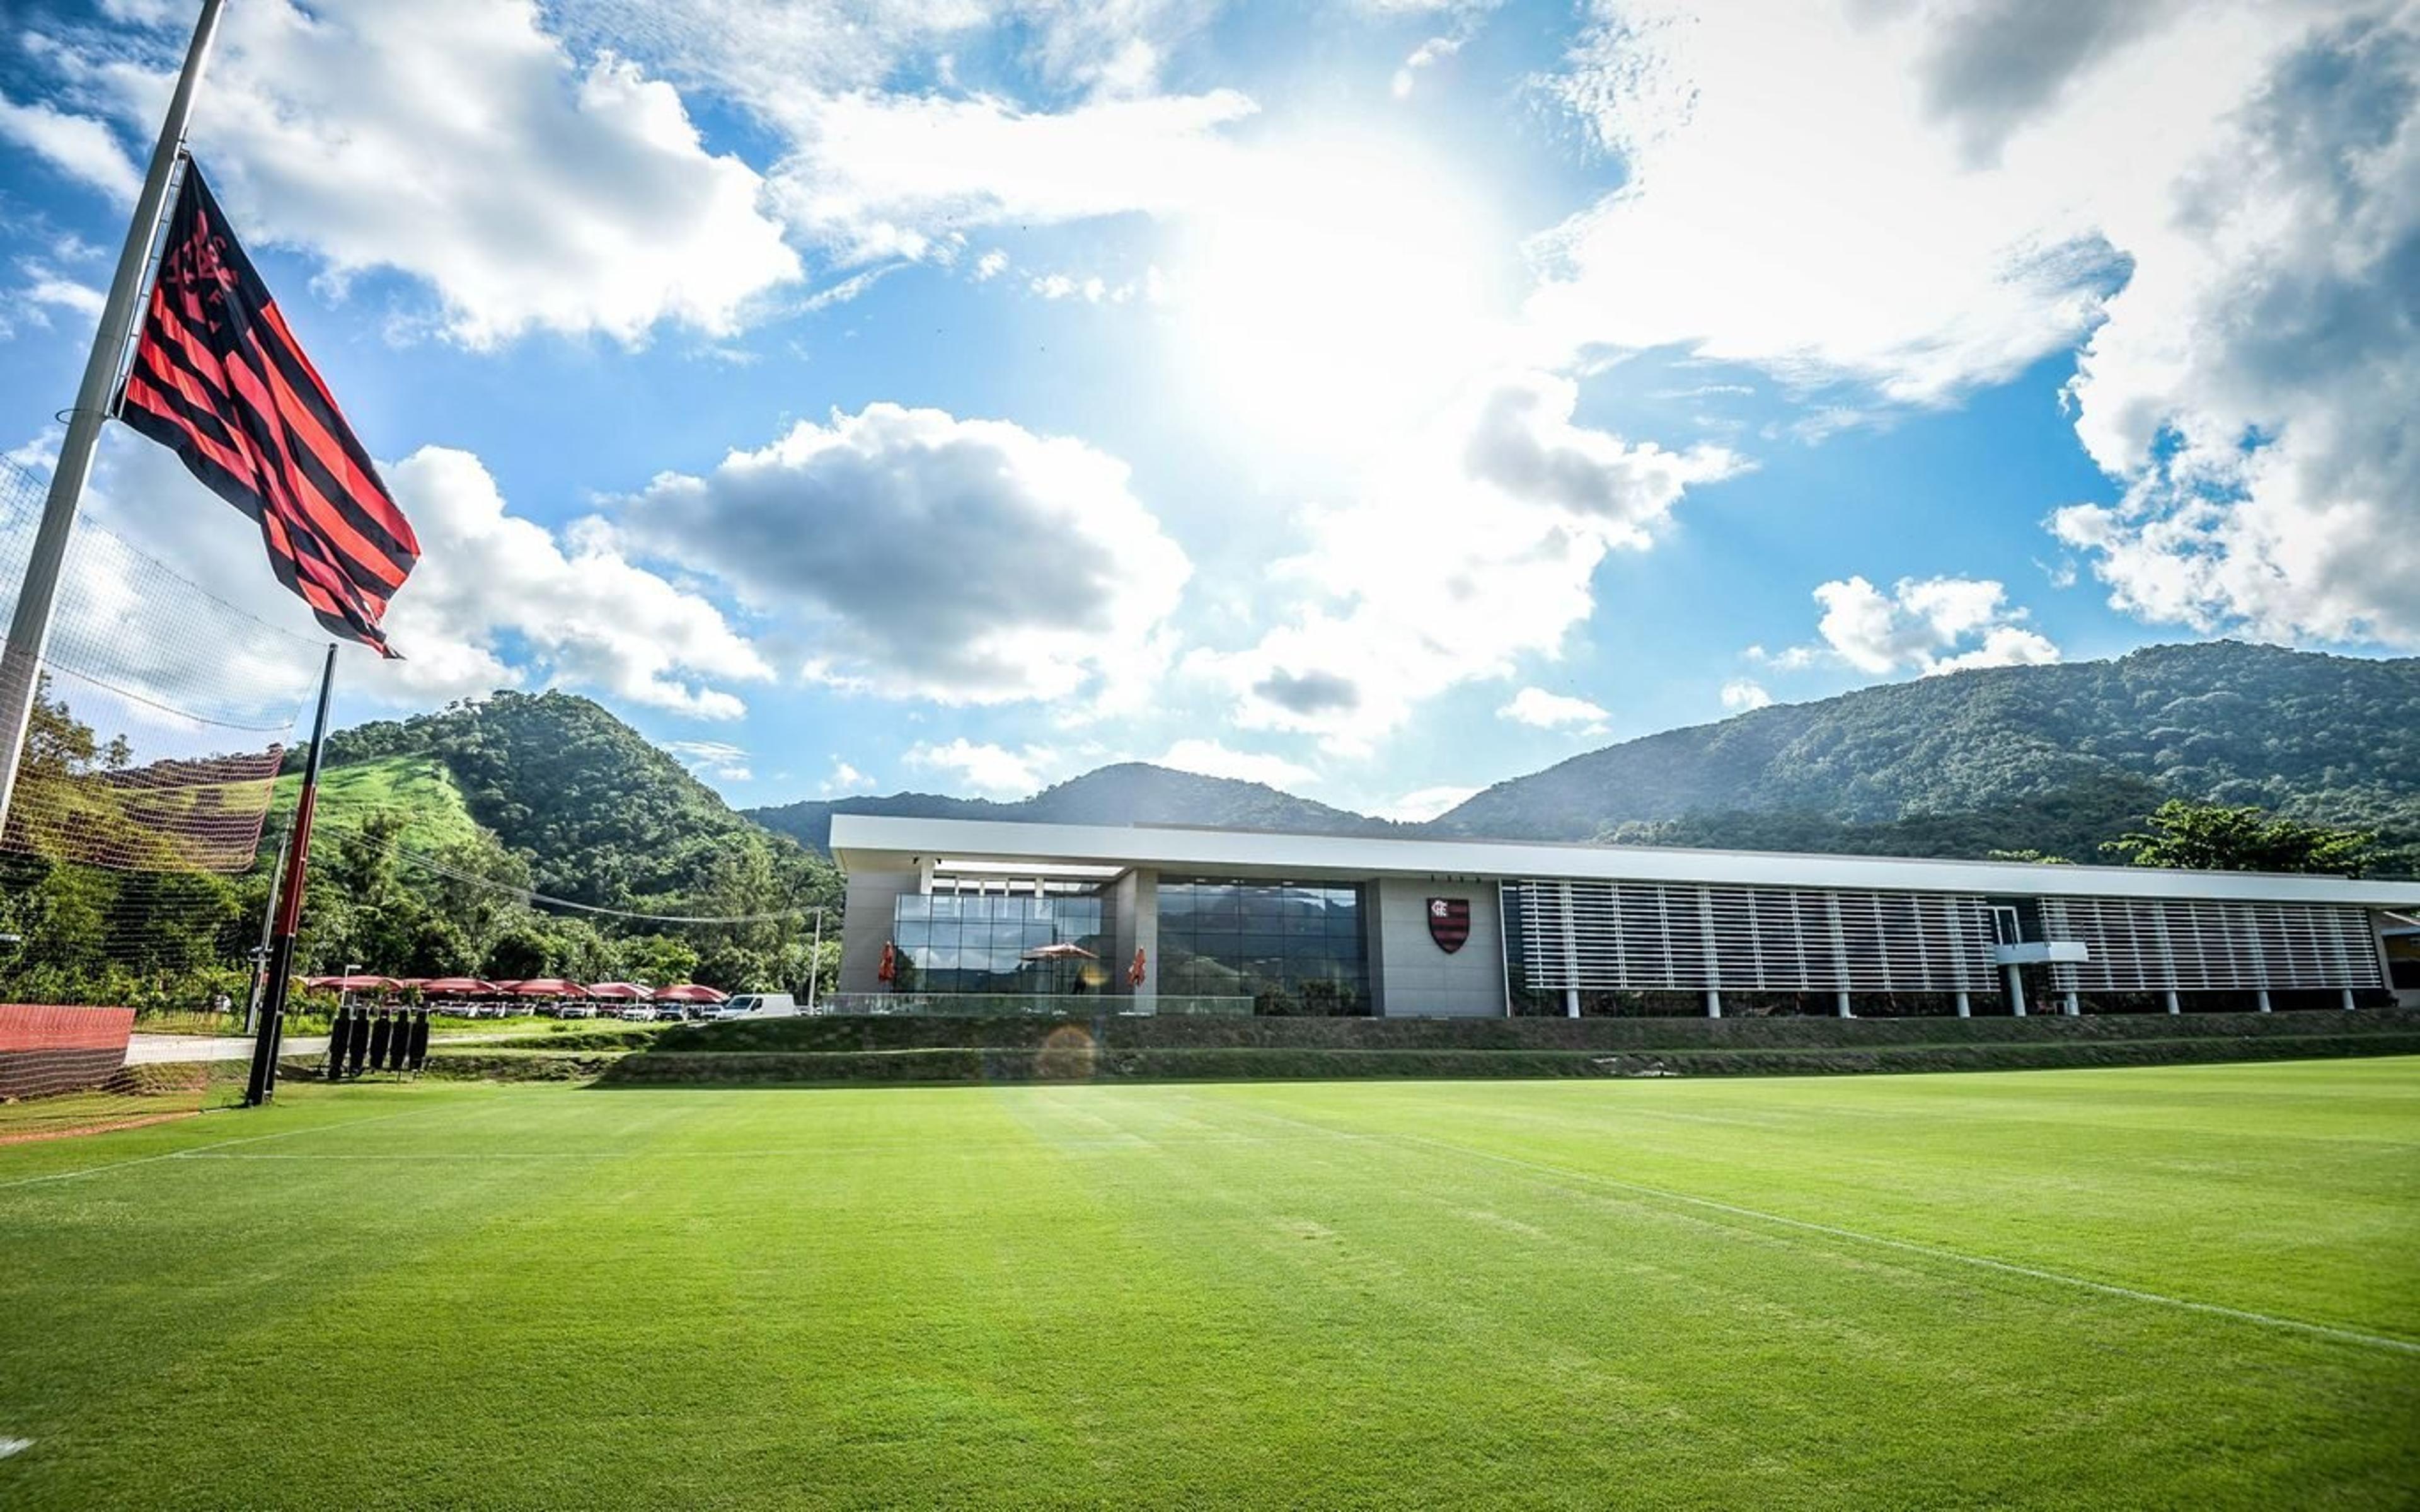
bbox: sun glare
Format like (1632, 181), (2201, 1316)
(1165, 130), (1512, 462)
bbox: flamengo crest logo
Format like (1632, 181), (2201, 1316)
(1427, 898), (1470, 954)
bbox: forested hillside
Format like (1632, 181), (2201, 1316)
(286, 690), (838, 911)
(1434, 643), (2420, 873)
(749, 761), (1403, 851)
(261, 691), (841, 991)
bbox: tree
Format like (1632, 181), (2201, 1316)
(2104, 799), (2377, 876)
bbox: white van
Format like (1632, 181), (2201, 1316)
(717, 992), (798, 1020)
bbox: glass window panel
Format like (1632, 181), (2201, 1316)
(930, 895), (961, 920)
(896, 895), (930, 922)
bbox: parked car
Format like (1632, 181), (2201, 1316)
(650, 1004), (691, 1022)
(555, 1003), (597, 1020)
(615, 1005), (654, 1022)
(717, 992), (798, 1019)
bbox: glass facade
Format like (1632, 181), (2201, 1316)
(891, 890), (1110, 996)
(1156, 879), (1369, 1014)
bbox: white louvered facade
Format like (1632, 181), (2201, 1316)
(1506, 879), (1998, 993)
(2041, 898), (2384, 993)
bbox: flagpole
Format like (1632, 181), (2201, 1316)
(0, 0), (226, 837)
(245, 639), (334, 1108)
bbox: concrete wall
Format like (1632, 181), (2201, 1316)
(1368, 877), (1503, 1017)
(837, 869), (918, 994)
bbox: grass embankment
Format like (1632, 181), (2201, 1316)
(418, 1008), (2420, 1085)
(268, 755), (487, 854)
(2, 1062), (2414, 1508)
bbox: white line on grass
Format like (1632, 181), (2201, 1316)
(0, 1437), (31, 1458)
(0, 1104), (458, 1191)
(1212, 1100), (2420, 1359)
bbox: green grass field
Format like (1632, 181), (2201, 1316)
(3, 1061), (2416, 1508)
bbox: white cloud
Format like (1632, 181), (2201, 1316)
(1156, 738), (1315, 789)
(1531, 2), (2420, 650)
(1375, 783), (1479, 822)
(666, 739), (752, 782)
(904, 738), (1057, 799)
(1719, 678), (1773, 712)
(20, 431), (765, 737)
(1797, 575), (2061, 679)
(0, 261), (105, 340)
(1497, 686), (1610, 735)
(558, 1), (1211, 106)
(768, 87), (1259, 265)
(2051, 12), (2420, 648)
(820, 758), (877, 797)
(972, 249), (1010, 280)
(374, 447), (773, 717)
(620, 402), (1190, 707)
(0, 89), (141, 200)
(1193, 370), (1741, 752)
(55, 0), (799, 346)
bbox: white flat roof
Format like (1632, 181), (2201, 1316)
(827, 815), (2420, 908)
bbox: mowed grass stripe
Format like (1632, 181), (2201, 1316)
(1205, 1094), (2420, 1354)
(1, 1068), (2416, 1508)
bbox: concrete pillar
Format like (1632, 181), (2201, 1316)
(2257, 988), (2273, 1013)
(2005, 965), (2027, 1017)
(2341, 987), (2357, 1012)
(1954, 990), (1970, 1019)
(1705, 988), (1722, 1019)
(1835, 990), (1852, 1018)
(2164, 989), (2181, 1015)
(1563, 987), (1580, 1019)
(2063, 991), (2081, 1017)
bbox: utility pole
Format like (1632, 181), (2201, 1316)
(0, 0), (225, 835)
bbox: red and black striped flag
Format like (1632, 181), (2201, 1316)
(118, 163), (417, 655)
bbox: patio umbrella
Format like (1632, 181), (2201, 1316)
(420, 976), (500, 996)
(585, 982), (655, 1000)
(304, 973), (401, 992)
(654, 983), (729, 1004)
(1020, 942), (1098, 961)
(502, 978), (591, 999)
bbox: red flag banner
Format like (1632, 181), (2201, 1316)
(118, 163), (417, 655)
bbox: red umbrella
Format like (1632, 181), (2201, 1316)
(585, 982), (655, 1000)
(421, 976), (500, 996)
(502, 978), (591, 999)
(654, 983), (729, 1004)
(305, 973), (402, 992)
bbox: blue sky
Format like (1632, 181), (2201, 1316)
(0, 0), (2412, 818)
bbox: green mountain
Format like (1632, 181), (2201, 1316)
(747, 761), (1406, 852)
(1432, 642), (2420, 874)
(283, 689), (839, 914)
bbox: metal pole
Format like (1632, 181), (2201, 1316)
(805, 907), (824, 1014)
(246, 643), (336, 1107)
(241, 832), (288, 1035)
(0, 0), (226, 837)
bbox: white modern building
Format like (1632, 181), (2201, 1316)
(829, 815), (2420, 1017)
